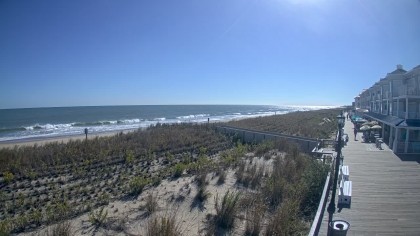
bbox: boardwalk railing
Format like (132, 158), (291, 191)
(215, 125), (319, 154)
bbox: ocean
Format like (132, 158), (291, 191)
(0, 105), (332, 142)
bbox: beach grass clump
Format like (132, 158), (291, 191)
(195, 171), (208, 188)
(214, 190), (241, 229)
(145, 214), (182, 236)
(2, 171), (14, 184)
(244, 201), (265, 236)
(45, 221), (74, 236)
(129, 176), (149, 196)
(236, 161), (264, 189)
(144, 193), (159, 216)
(264, 199), (306, 236)
(0, 219), (11, 236)
(172, 163), (185, 178)
(216, 168), (226, 185)
(195, 185), (210, 202)
(88, 207), (108, 228)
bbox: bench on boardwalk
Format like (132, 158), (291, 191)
(339, 180), (352, 206)
(340, 165), (349, 182)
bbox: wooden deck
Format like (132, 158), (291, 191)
(318, 118), (420, 236)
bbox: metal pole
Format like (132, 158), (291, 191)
(327, 123), (342, 225)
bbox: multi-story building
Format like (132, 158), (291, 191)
(354, 64), (420, 154)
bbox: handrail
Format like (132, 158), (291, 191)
(308, 172), (331, 236)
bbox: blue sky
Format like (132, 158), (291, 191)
(1, 0), (420, 109)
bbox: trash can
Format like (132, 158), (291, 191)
(328, 220), (350, 236)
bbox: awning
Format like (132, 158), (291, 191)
(363, 112), (404, 126)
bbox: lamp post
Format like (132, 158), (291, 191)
(328, 114), (345, 224)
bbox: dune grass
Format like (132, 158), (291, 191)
(228, 108), (341, 139)
(0, 109), (333, 234)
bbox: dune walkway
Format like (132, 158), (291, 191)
(318, 118), (420, 235)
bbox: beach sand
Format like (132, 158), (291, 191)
(0, 129), (136, 149)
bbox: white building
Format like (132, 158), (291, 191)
(354, 64), (420, 154)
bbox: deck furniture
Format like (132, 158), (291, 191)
(339, 180), (352, 206)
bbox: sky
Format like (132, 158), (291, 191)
(1, 0), (420, 109)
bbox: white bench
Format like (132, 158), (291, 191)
(339, 165), (349, 182)
(339, 180), (352, 205)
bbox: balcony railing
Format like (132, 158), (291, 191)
(408, 112), (420, 119)
(408, 142), (420, 153)
(407, 88), (420, 96)
(391, 87), (420, 97)
(397, 142), (405, 153)
(399, 111), (406, 119)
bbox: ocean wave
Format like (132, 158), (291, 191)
(0, 127), (27, 133)
(176, 114), (210, 120)
(1, 105), (326, 142)
(25, 123), (73, 130)
(118, 119), (141, 124)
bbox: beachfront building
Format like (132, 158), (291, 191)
(354, 64), (420, 154)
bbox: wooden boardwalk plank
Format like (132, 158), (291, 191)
(318, 119), (420, 235)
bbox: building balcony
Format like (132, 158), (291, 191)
(407, 88), (420, 96)
(396, 142), (405, 153)
(392, 87), (420, 98)
(392, 111), (406, 119)
(408, 112), (420, 119)
(407, 142), (420, 153)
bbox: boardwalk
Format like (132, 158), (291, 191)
(319, 119), (420, 236)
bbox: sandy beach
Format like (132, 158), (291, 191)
(0, 129), (136, 149)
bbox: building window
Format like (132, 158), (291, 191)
(410, 130), (420, 141)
